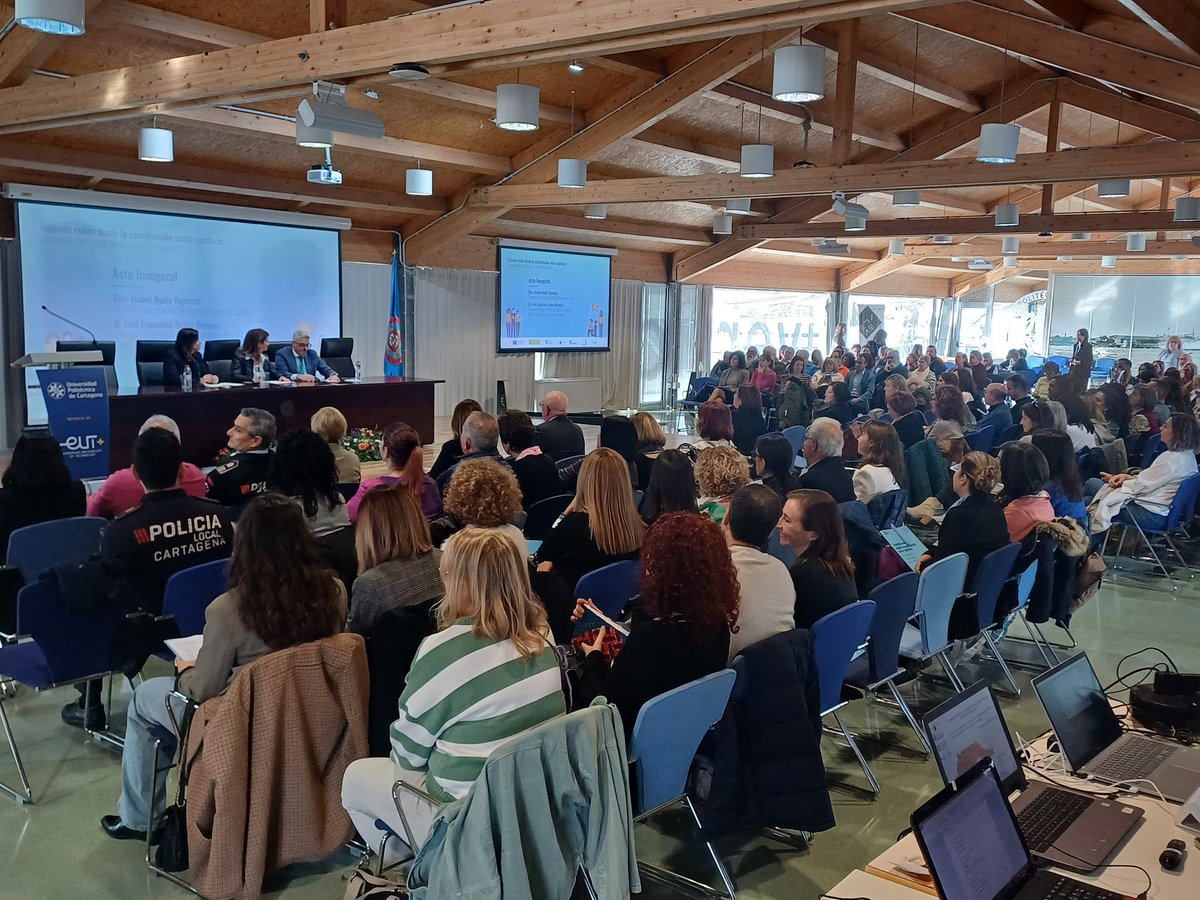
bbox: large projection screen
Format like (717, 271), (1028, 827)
(497, 244), (612, 353)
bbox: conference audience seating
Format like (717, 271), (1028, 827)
(964, 424), (995, 453)
(364, 602), (437, 758)
(2, 516), (106, 640)
(56, 339), (119, 392)
(898, 553), (969, 693)
(320, 337), (355, 379)
(573, 560), (640, 621)
(994, 561), (1057, 669)
(162, 559), (229, 639)
(812, 600), (879, 796)
(134, 340), (174, 387)
(522, 493), (573, 541)
(780, 425), (806, 468)
(962, 542), (1023, 698)
(866, 488), (907, 530)
(1105, 471), (1200, 585)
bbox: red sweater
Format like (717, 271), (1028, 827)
(750, 369), (779, 395)
(1003, 493), (1055, 542)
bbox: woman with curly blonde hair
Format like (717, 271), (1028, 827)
(695, 445), (751, 525)
(430, 458), (524, 551)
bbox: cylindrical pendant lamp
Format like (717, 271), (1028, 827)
(977, 123), (1019, 164)
(772, 44), (826, 102)
(557, 159), (587, 188)
(495, 84), (540, 131)
(740, 144), (774, 178)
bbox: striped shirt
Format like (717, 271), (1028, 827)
(389, 617), (565, 803)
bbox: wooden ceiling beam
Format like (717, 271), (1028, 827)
(888, 237), (1199, 258)
(743, 210), (1181, 239)
(310, 0), (347, 33)
(862, 190), (988, 215)
(1022, 0), (1093, 31)
(899, 2), (1200, 109)
(953, 264), (1027, 295)
(1057, 80), (1200, 142)
(88, 0), (266, 47)
(499, 209), (711, 246)
(470, 142), (1200, 208)
(843, 247), (953, 291)
(1112, 1), (1200, 60)
(0, 0), (104, 88)
(831, 19), (860, 166)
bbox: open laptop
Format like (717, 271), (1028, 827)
(1033, 652), (1200, 803)
(924, 680), (1142, 870)
(912, 759), (1126, 900)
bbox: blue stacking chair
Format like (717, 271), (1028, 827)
(965, 425), (995, 453)
(921, 409), (936, 425)
(574, 560), (640, 621)
(1139, 433), (1166, 469)
(630, 669), (738, 898)
(523, 494), (573, 541)
(680, 376), (719, 428)
(1026, 355), (1045, 369)
(1104, 472), (1200, 586)
(867, 488), (908, 530)
(844, 574), (928, 753)
(0, 579), (133, 803)
(5, 516), (106, 586)
(812, 600), (879, 796)
(963, 543), (1022, 697)
(899, 553), (969, 692)
(1048, 355), (1069, 369)
(765, 527), (797, 568)
(163, 559), (229, 638)
(780, 425), (807, 469)
(994, 560), (1062, 670)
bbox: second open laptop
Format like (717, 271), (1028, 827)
(924, 680), (1142, 870)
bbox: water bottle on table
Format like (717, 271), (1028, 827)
(354, 360), (363, 382)
(181, 366), (192, 392)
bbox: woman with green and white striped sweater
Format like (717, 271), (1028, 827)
(341, 527), (565, 858)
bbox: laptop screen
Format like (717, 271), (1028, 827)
(916, 764), (1031, 900)
(926, 681), (1024, 795)
(1033, 653), (1123, 771)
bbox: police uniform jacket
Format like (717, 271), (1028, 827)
(101, 489), (234, 614)
(205, 450), (273, 506)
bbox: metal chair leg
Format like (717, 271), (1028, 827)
(832, 710), (880, 797)
(982, 630), (1021, 698)
(684, 794), (738, 899)
(145, 736), (198, 894)
(1164, 535), (1193, 575)
(0, 698), (32, 804)
(886, 679), (931, 754)
(936, 650), (965, 692)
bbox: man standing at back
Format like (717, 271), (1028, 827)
(205, 408), (276, 511)
(535, 390), (585, 462)
(724, 485), (795, 661)
(88, 415), (206, 518)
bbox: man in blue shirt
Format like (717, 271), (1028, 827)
(274, 329), (341, 383)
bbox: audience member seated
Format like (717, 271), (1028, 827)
(846, 353), (877, 414)
(977, 384), (1013, 438)
(347, 484), (443, 636)
(640, 448), (697, 524)
(887, 391), (925, 450)
(853, 420), (905, 504)
(732, 385), (768, 456)
(927, 384), (970, 461)
(162, 327), (218, 388)
(778, 489), (858, 629)
(717, 350), (750, 398)
(435, 411), (502, 493)
(777, 358), (816, 428)
(999, 442), (1055, 542)
(430, 459), (524, 551)
(311, 406), (362, 484)
(1033, 361), (1059, 400)
(915, 451), (1008, 584)
(535, 390), (585, 462)
(1006, 374), (1033, 418)
(70, 427), (236, 730)
(205, 407), (276, 510)
(879, 372), (910, 415)
(574, 512), (736, 738)
(1030, 430), (1087, 524)
(1080, 392), (1113, 444)
(1060, 394), (1099, 451)
(1095, 383), (1131, 440)
(754, 433), (801, 503)
(749, 355), (778, 397)
(1130, 383), (1161, 436)
(907, 357), (937, 394)
(0, 430), (86, 559)
(797, 418), (855, 503)
(724, 484), (794, 661)
(561, 416), (640, 493)
(348, 421), (442, 523)
(269, 429), (351, 537)
(230, 327), (287, 384)
(101, 494), (345, 843)
(342, 528), (564, 858)
(813, 380), (856, 425)
(631, 411), (666, 489)
(690, 399), (735, 456)
(710, 350), (732, 378)
(696, 445), (751, 525)
(429, 399), (482, 480)
(274, 329), (341, 383)
(498, 410), (560, 509)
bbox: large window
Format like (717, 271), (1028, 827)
(639, 283), (668, 407)
(950, 290), (1048, 358)
(848, 295), (935, 354)
(710, 287), (829, 367)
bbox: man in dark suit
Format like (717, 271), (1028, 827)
(498, 410), (561, 508)
(977, 384), (1013, 449)
(797, 418), (854, 503)
(435, 411), (504, 492)
(535, 390), (585, 462)
(1005, 374), (1033, 419)
(274, 329), (341, 383)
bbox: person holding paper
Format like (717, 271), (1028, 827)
(100, 493), (346, 842)
(915, 451), (1009, 585)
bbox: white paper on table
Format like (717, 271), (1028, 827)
(164, 635), (204, 660)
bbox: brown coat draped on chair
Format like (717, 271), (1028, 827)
(185, 633), (369, 900)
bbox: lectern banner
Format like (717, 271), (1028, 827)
(38, 366), (110, 478)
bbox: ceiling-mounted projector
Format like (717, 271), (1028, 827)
(832, 191), (869, 220)
(817, 239), (851, 255)
(389, 62), (431, 80)
(308, 164), (343, 185)
(298, 82), (385, 139)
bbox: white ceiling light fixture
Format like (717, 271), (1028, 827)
(832, 191), (869, 220)
(1071, 231), (1092, 241)
(888, 239), (906, 256)
(1101, 255), (1117, 268)
(567, 60), (585, 74)
(818, 240), (851, 255)
(296, 120), (334, 149)
(893, 190), (921, 208)
(994, 203), (1020, 227)
(1002, 236), (1019, 254)
(138, 117), (174, 163)
(1126, 233), (1147, 252)
(495, 82), (540, 132)
(740, 143), (774, 178)
(388, 62), (431, 81)
(771, 43), (825, 102)
(1056, 256), (1073, 261)
(583, 204), (607, 220)
(931, 234), (953, 244)
(725, 198), (752, 216)
(844, 214), (867, 233)
(978, 124), (1020, 164)
(405, 162), (433, 196)
(1003, 256), (1018, 269)
(16, 0), (85, 34)
(1097, 178), (1130, 198)
(1174, 197), (1200, 223)
(557, 158), (587, 189)
(967, 258), (994, 270)
(713, 213), (734, 235)
(298, 82), (385, 139)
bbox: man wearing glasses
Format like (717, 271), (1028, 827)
(534, 390), (584, 462)
(274, 329), (341, 383)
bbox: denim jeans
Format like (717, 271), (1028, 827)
(117, 676), (187, 831)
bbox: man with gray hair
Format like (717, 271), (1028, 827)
(87, 414), (207, 518)
(273, 328), (340, 383)
(797, 417), (854, 502)
(436, 410), (503, 492)
(205, 407), (277, 509)
(535, 390), (585, 461)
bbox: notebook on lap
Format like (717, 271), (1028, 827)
(924, 680), (1142, 870)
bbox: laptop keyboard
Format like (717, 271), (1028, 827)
(1090, 735), (1174, 781)
(1017, 789), (1091, 853)
(1039, 873), (1122, 899)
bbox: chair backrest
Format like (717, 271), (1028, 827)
(922, 409), (936, 425)
(1012, 559), (1038, 612)
(267, 341), (291, 361)
(208, 359), (233, 382)
(57, 339), (116, 366)
(780, 425), (807, 458)
(968, 542), (1021, 631)
(865, 574), (918, 684)
(913, 552), (968, 655)
(965, 425), (994, 452)
(1094, 358), (1115, 372)
(135, 339), (174, 363)
(574, 560), (640, 620)
(1140, 433), (1163, 468)
(6, 516), (106, 584)
(867, 488), (908, 530)
(1165, 472), (1200, 531)
(555, 454), (585, 471)
(18, 579), (131, 685)
(203, 339), (239, 361)
(1047, 355), (1068, 367)
(632, 489), (644, 512)
(321, 337), (354, 359)
(137, 361), (164, 386)
(1026, 355), (1045, 368)
(687, 376), (718, 402)
(523, 493), (574, 541)
(629, 669), (736, 813)
(811, 600), (876, 715)
(162, 559), (230, 638)
(766, 527), (797, 567)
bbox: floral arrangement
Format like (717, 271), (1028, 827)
(343, 427), (383, 462)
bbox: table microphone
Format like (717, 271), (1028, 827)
(41, 305), (98, 344)
(1159, 838), (1186, 870)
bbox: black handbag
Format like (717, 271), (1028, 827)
(154, 700), (196, 872)
(948, 591), (981, 641)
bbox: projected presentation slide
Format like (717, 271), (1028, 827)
(18, 201), (342, 423)
(498, 245), (611, 352)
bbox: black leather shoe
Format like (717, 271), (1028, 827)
(61, 700), (106, 731)
(101, 815), (148, 842)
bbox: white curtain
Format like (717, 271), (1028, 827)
(541, 278), (643, 410)
(341, 262), (391, 378)
(411, 267), (535, 416)
(691, 283), (714, 377)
